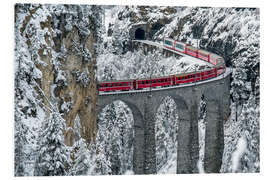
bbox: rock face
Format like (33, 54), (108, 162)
(15, 4), (101, 146)
(55, 28), (98, 146)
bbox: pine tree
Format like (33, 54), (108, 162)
(94, 143), (112, 175)
(95, 101), (134, 175)
(34, 111), (72, 176)
(14, 105), (29, 176)
(155, 97), (178, 172)
(69, 139), (95, 175)
(238, 94), (260, 172)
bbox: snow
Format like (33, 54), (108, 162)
(232, 136), (247, 172)
(157, 152), (177, 174)
(197, 99), (206, 173)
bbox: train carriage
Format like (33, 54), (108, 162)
(174, 41), (186, 53)
(209, 53), (221, 65)
(185, 45), (199, 57)
(163, 38), (175, 49)
(137, 76), (172, 89)
(98, 80), (132, 92)
(198, 49), (210, 62)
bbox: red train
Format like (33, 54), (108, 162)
(98, 38), (226, 92)
(163, 38), (223, 65)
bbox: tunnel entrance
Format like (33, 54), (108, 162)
(135, 28), (145, 40)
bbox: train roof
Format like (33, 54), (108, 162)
(164, 37), (174, 41)
(98, 79), (133, 84)
(198, 49), (210, 54)
(175, 40), (186, 45)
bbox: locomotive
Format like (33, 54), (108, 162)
(98, 38), (226, 92)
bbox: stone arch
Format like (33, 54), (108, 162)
(97, 99), (144, 174)
(135, 28), (145, 40)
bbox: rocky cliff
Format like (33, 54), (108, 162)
(15, 4), (102, 146)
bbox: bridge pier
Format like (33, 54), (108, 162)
(189, 102), (200, 173)
(143, 98), (157, 174)
(131, 103), (145, 174)
(204, 95), (224, 173)
(176, 98), (199, 173)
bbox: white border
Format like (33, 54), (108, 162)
(1, 0), (269, 180)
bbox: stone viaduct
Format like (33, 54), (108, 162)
(97, 69), (231, 174)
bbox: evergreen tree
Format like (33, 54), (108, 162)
(94, 143), (112, 175)
(155, 97), (178, 172)
(14, 105), (29, 176)
(96, 101), (134, 175)
(69, 139), (95, 175)
(34, 111), (72, 176)
(238, 94), (260, 172)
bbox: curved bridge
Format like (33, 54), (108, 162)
(97, 40), (232, 174)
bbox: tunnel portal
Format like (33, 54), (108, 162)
(135, 28), (145, 40)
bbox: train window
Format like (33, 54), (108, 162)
(175, 43), (184, 50)
(165, 40), (173, 46)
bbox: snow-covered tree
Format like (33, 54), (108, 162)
(93, 143), (112, 175)
(96, 101), (134, 175)
(69, 138), (95, 175)
(238, 94), (260, 172)
(14, 105), (29, 176)
(34, 111), (72, 176)
(155, 97), (178, 173)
